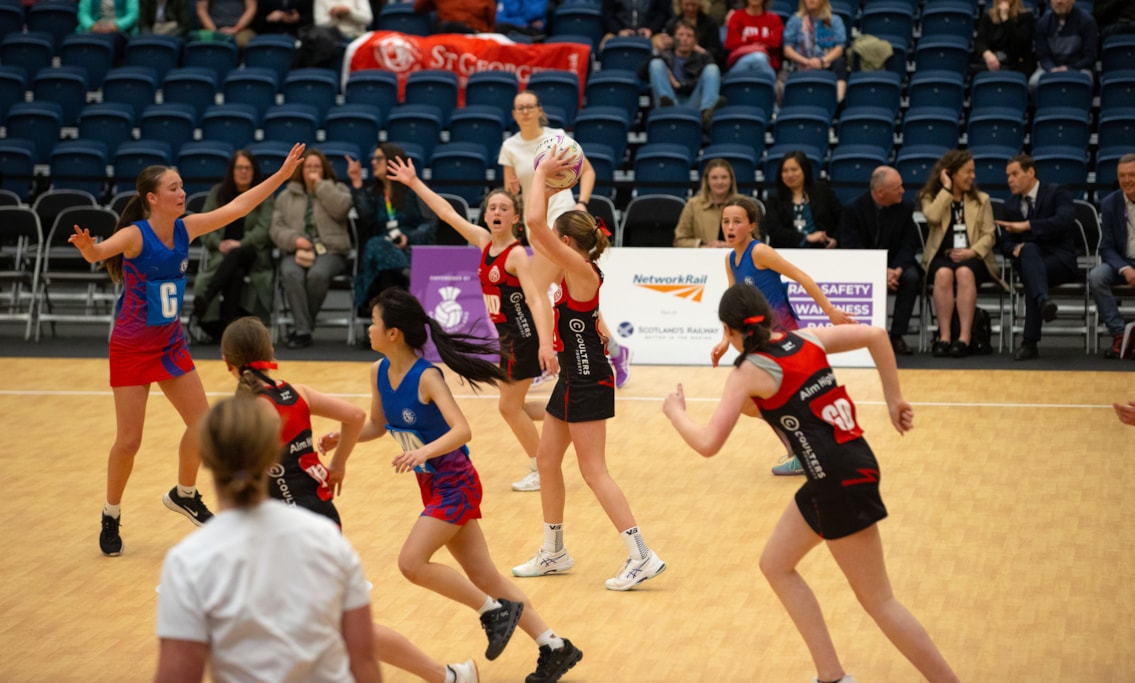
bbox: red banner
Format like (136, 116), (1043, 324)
(344, 31), (589, 106)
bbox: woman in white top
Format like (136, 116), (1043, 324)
(154, 397), (381, 683)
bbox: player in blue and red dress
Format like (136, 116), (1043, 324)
(510, 148), (666, 592)
(387, 157), (557, 493)
(343, 287), (581, 683)
(663, 284), (960, 683)
(70, 144), (305, 557)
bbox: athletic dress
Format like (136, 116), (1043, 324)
(109, 219), (194, 387)
(547, 264), (615, 422)
(478, 241), (541, 381)
(257, 378), (340, 526)
(729, 239), (800, 331)
(377, 357), (482, 525)
(745, 330), (887, 539)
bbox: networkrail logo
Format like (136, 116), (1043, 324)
(632, 274), (709, 302)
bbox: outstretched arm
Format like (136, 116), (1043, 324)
(526, 149), (591, 283)
(386, 157), (489, 247)
(183, 143), (305, 240)
(663, 365), (775, 457)
(752, 243), (856, 325)
(69, 224), (142, 263)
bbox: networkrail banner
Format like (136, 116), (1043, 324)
(344, 31), (589, 105)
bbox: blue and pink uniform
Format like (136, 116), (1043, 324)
(729, 239), (799, 332)
(378, 356), (482, 525)
(109, 219), (194, 387)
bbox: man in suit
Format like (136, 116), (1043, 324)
(995, 153), (1078, 360)
(1089, 153), (1135, 359)
(840, 166), (922, 355)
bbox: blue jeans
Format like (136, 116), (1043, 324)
(731, 51), (775, 79)
(1089, 262), (1130, 334)
(648, 59), (722, 111)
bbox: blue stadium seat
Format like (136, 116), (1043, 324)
(1031, 108), (1090, 151)
(0, 138), (36, 200)
(527, 70), (581, 127)
(376, 2), (431, 35)
(881, 40), (908, 78)
(50, 140), (108, 199)
(708, 105), (767, 159)
(1095, 148), (1126, 198)
(771, 105), (831, 158)
(101, 66), (159, 119)
(177, 141), (235, 196)
(1035, 70), (1092, 114)
(5, 101), (62, 164)
(835, 108), (894, 157)
(895, 145), (950, 202)
(969, 145), (1016, 196)
(970, 70), (1028, 113)
(262, 103), (320, 145)
(966, 107), (1024, 151)
(0, 32), (54, 82)
(844, 71), (902, 116)
(552, 4), (602, 47)
(138, 103), (197, 159)
(907, 69), (965, 114)
(123, 34), (181, 83)
(323, 103), (382, 153)
(447, 105), (506, 165)
(25, 1), (77, 51)
(428, 142), (490, 206)
(465, 70), (519, 123)
(1100, 70), (1135, 114)
(701, 143), (758, 194)
(403, 69), (459, 124)
(914, 35), (970, 74)
(344, 69), (398, 126)
(282, 67), (338, 123)
(1030, 148), (1088, 197)
(77, 103), (135, 159)
(573, 105), (630, 166)
(721, 69), (776, 114)
(201, 104), (258, 151)
(318, 141), (362, 182)
(645, 107), (703, 161)
(222, 67), (279, 123)
(1101, 34), (1135, 74)
(0, 3), (23, 40)
(183, 39), (239, 84)
(918, 1), (975, 43)
(1097, 112), (1135, 154)
(782, 70), (839, 119)
(580, 142), (616, 199)
(583, 69), (640, 122)
(395, 142), (427, 174)
(247, 140), (293, 178)
(32, 66), (89, 126)
(243, 34), (297, 85)
(162, 67), (219, 122)
(0, 66), (26, 126)
(633, 143), (693, 199)
(599, 35), (652, 73)
(901, 106), (959, 150)
(859, 1), (914, 49)
(59, 34), (114, 90)
(384, 104), (445, 161)
(828, 145), (889, 204)
(619, 193), (688, 247)
(113, 140), (173, 195)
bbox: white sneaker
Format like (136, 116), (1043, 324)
(512, 547), (574, 577)
(448, 659), (478, 683)
(530, 370), (555, 389)
(813, 677), (856, 683)
(511, 469), (541, 492)
(605, 550), (666, 591)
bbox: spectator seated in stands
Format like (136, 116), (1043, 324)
(654, 0), (725, 66)
(723, 0), (782, 79)
(646, 19), (725, 128)
(79, 0), (139, 53)
(781, 0), (848, 101)
(140, 0), (191, 36)
(919, 149), (1007, 359)
(600, 0), (672, 47)
(763, 150), (841, 250)
(253, 0), (312, 37)
(1029, 0), (1097, 91)
(1093, 0), (1135, 40)
(972, 0), (1036, 76)
(994, 153), (1078, 361)
(839, 166), (922, 356)
(673, 157), (741, 248)
(195, 0), (257, 46)
(495, 0), (547, 38)
(1090, 153), (1135, 359)
(298, 0), (370, 68)
(414, 0), (495, 34)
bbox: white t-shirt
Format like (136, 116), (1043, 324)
(156, 499), (371, 683)
(498, 126), (577, 225)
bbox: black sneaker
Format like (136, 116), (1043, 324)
(163, 487), (214, 527)
(480, 597), (523, 661)
(99, 513), (123, 557)
(526, 639), (583, 683)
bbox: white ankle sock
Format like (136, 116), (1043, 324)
(620, 526), (648, 561)
(528, 457), (538, 472)
(542, 523), (563, 553)
(176, 484), (197, 499)
(444, 666), (456, 683)
(103, 503), (121, 519)
(536, 629), (564, 650)
(477, 596), (501, 615)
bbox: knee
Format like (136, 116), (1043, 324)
(757, 548), (787, 581)
(1088, 265), (1113, 291)
(397, 554), (425, 584)
(955, 267), (976, 286)
(900, 267), (921, 289)
(702, 64), (721, 82)
(578, 464), (610, 490)
(933, 269), (954, 287)
(113, 435), (143, 456)
(648, 58), (667, 79)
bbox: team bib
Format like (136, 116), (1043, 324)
(386, 425), (436, 473)
(807, 385), (864, 445)
(145, 279), (185, 326)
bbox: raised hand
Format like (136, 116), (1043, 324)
(280, 142), (306, 177)
(386, 156), (418, 185)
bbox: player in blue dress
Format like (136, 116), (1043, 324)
(663, 284), (960, 683)
(68, 143), (305, 557)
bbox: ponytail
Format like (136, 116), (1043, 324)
(198, 397), (280, 508)
(554, 210), (609, 261)
(220, 317), (277, 395)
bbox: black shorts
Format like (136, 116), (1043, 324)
(546, 376), (615, 422)
(794, 480), (888, 540)
(499, 328), (542, 381)
(269, 477), (342, 527)
(927, 256), (991, 286)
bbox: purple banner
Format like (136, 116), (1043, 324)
(787, 282), (876, 327)
(410, 246), (497, 362)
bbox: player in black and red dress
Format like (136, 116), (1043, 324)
(387, 157), (557, 493)
(663, 284), (960, 683)
(511, 148), (666, 592)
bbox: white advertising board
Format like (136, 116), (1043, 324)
(597, 248), (888, 367)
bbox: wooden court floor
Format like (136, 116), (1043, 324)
(1, 357), (1133, 682)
